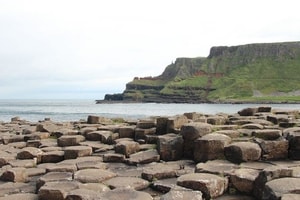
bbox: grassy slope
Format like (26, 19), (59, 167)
(125, 42), (300, 102)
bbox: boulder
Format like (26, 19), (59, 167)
(195, 159), (239, 176)
(238, 107), (258, 116)
(0, 167), (28, 182)
(167, 115), (189, 133)
(142, 163), (177, 181)
(115, 140), (140, 157)
(57, 135), (85, 147)
(156, 117), (169, 135)
(38, 181), (80, 200)
(181, 122), (212, 158)
(252, 129), (282, 140)
(160, 189), (203, 200)
(17, 147), (43, 163)
(194, 133), (231, 162)
(286, 132), (300, 160)
(224, 142), (262, 163)
(255, 138), (288, 160)
(103, 153), (125, 163)
(118, 126), (135, 138)
(177, 173), (228, 199)
(230, 168), (260, 194)
(135, 127), (156, 141)
(127, 149), (160, 165)
(87, 115), (112, 124)
(40, 150), (65, 163)
(36, 171), (73, 190)
(64, 146), (92, 159)
(157, 133), (183, 161)
(262, 177), (300, 200)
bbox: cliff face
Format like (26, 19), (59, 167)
(101, 41), (300, 103)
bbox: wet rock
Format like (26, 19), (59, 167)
(64, 146), (92, 159)
(38, 181), (80, 200)
(181, 122), (212, 158)
(224, 142), (262, 163)
(115, 140), (140, 157)
(127, 149), (160, 165)
(177, 173), (228, 199)
(103, 176), (149, 190)
(194, 133), (231, 162)
(157, 133), (183, 161)
(74, 169), (116, 183)
(100, 188), (153, 200)
(57, 135), (85, 147)
(160, 189), (203, 200)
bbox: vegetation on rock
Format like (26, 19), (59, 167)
(102, 41), (300, 103)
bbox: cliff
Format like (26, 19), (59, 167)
(99, 41), (300, 103)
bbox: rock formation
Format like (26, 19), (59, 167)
(0, 106), (300, 199)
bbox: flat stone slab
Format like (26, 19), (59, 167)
(100, 188), (153, 200)
(142, 163), (177, 181)
(160, 189), (203, 200)
(38, 181), (80, 200)
(64, 146), (92, 159)
(177, 173), (228, 199)
(262, 177), (300, 199)
(36, 172), (73, 190)
(0, 182), (36, 197)
(127, 149), (160, 165)
(74, 169), (117, 183)
(0, 193), (38, 200)
(65, 188), (102, 200)
(103, 176), (149, 190)
(0, 167), (28, 182)
(195, 159), (239, 176)
(230, 168), (260, 194)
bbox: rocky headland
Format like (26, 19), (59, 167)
(0, 106), (300, 199)
(99, 41), (300, 104)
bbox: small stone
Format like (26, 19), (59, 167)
(74, 169), (116, 183)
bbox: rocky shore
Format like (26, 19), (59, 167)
(0, 106), (300, 200)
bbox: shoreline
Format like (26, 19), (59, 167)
(0, 106), (300, 199)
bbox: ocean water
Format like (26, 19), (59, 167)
(0, 99), (299, 122)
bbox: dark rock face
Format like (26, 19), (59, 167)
(0, 106), (300, 199)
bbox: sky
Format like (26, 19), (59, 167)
(0, 0), (299, 99)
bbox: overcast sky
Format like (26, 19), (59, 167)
(1, 0), (299, 99)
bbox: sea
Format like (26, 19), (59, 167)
(0, 99), (299, 122)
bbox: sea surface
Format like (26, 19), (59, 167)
(0, 99), (299, 122)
